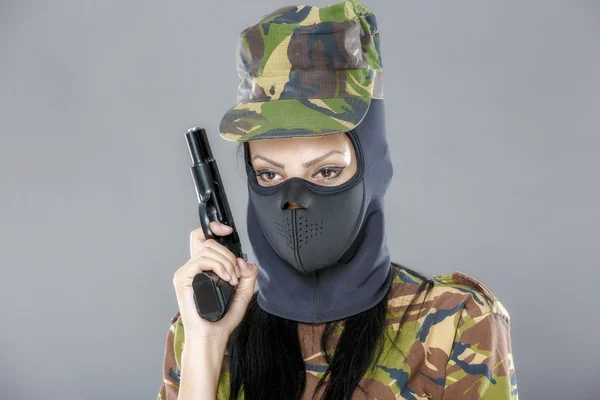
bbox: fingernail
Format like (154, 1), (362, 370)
(222, 223), (233, 230)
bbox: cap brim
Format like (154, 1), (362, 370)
(219, 96), (371, 142)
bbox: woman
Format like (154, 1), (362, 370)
(159, 1), (518, 399)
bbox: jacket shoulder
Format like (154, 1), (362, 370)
(432, 271), (511, 324)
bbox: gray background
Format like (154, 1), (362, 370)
(1, 1), (598, 399)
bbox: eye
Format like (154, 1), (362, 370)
(314, 167), (344, 182)
(254, 166), (345, 185)
(255, 169), (281, 183)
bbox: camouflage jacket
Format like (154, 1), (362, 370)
(157, 265), (518, 399)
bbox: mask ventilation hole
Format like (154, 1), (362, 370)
(274, 217), (293, 249)
(297, 218), (323, 249)
(273, 216), (324, 250)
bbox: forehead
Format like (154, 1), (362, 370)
(248, 132), (351, 155)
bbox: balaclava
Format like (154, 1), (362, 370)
(244, 99), (394, 323)
(217, 1), (391, 323)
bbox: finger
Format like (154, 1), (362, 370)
(237, 257), (258, 279)
(198, 246), (238, 285)
(210, 221), (234, 236)
(174, 255), (233, 286)
(189, 226), (206, 257)
(202, 239), (240, 279)
(224, 258), (258, 322)
(182, 244), (237, 285)
(189, 222), (234, 256)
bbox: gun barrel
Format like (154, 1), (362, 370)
(186, 127), (214, 165)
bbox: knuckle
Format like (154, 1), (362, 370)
(190, 227), (206, 240)
(173, 266), (183, 279)
(194, 244), (208, 256)
(172, 275), (181, 288)
(228, 253), (237, 266)
(214, 260), (226, 271)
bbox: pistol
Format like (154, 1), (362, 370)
(185, 126), (247, 322)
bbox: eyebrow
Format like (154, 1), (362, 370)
(252, 150), (345, 169)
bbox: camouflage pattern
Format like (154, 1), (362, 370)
(219, 0), (384, 142)
(157, 265), (518, 399)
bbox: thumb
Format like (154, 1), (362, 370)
(226, 258), (258, 317)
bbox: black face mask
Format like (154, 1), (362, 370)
(244, 130), (365, 274)
(243, 99), (394, 323)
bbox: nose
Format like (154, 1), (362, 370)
(283, 201), (303, 210)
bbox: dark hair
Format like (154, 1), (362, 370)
(228, 144), (435, 400)
(227, 262), (433, 400)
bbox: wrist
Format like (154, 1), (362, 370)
(179, 337), (228, 399)
(183, 335), (228, 357)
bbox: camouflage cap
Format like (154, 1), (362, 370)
(218, 0), (384, 142)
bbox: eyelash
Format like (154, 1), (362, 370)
(255, 167), (344, 183)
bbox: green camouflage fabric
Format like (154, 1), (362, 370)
(157, 265), (518, 399)
(219, 0), (384, 142)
